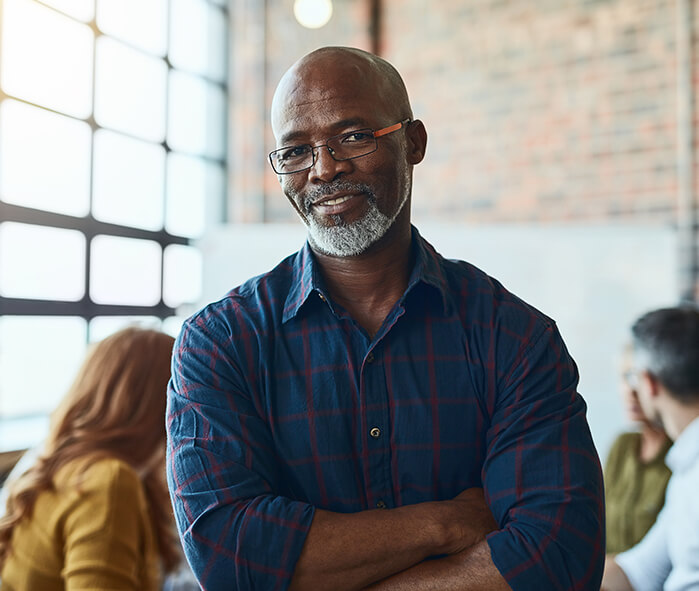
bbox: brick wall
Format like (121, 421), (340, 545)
(228, 0), (699, 299)
(382, 0), (684, 225)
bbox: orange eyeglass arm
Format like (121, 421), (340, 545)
(373, 119), (410, 138)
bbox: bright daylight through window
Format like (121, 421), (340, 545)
(0, 0), (228, 451)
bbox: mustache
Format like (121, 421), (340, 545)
(300, 181), (376, 212)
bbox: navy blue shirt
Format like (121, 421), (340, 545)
(167, 227), (605, 590)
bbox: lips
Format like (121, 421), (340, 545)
(311, 191), (356, 207)
(320, 195), (353, 206)
(309, 191), (364, 215)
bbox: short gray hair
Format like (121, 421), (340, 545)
(631, 306), (699, 403)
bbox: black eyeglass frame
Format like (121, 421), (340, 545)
(268, 118), (412, 175)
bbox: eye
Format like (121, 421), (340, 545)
(341, 130), (373, 143)
(279, 145), (312, 161)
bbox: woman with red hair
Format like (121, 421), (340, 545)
(0, 327), (181, 590)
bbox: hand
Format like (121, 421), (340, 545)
(440, 487), (499, 555)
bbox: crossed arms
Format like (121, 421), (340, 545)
(288, 488), (508, 591)
(166, 315), (605, 590)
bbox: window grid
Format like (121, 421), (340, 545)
(0, 0), (228, 441)
(0, 0), (228, 323)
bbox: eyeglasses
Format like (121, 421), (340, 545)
(269, 118), (411, 175)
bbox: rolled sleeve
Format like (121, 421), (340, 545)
(484, 322), (605, 591)
(615, 510), (671, 591)
(166, 313), (314, 591)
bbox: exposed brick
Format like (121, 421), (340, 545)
(230, 0), (699, 297)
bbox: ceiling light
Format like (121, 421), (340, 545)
(294, 0), (333, 29)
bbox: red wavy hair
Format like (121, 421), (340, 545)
(0, 326), (180, 572)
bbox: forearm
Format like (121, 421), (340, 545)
(363, 540), (510, 591)
(290, 498), (483, 591)
(601, 557), (634, 591)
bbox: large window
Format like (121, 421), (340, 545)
(0, 0), (228, 451)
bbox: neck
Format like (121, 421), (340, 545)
(638, 422), (668, 462)
(659, 394), (699, 441)
(312, 221), (413, 337)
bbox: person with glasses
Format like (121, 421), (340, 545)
(167, 46), (604, 591)
(603, 344), (672, 554)
(602, 306), (699, 591)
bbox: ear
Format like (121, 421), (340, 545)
(405, 119), (427, 165)
(640, 370), (662, 399)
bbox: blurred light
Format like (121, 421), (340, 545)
(294, 0), (332, 29)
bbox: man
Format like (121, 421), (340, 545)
(167, 46), (604, 590)
(602, 306), (699, 591)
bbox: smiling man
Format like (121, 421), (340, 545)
(167, 47), (605, 591)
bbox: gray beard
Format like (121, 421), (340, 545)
(294, 181), (407, 257)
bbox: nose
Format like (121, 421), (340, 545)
(309, 145), (352, 183)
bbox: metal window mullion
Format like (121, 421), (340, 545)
(85, 3), (100, 334)
(0, 296), (176, 318)
(0, 202), (188, 245)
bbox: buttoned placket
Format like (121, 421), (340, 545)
(357, 304), (407, 511)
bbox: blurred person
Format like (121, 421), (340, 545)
(604, 343), (672, 554)
(602, 306), (699, 591)
(0, 327), (181, 590)
(167, 46), (604, 591)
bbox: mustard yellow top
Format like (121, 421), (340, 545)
(1, 457), (161, 591)
(604, 431), (672, 554)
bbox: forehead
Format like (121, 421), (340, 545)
(272, 55), (392, 143)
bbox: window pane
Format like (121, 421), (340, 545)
(39, 0), (94, 21)
(0, 415), (50, 451)
(170, 0), (227, 82)
(0, 0), (93, 118)
(0, 316), (87, 419)
(94, 36), (167, 142)
(0, 100), (91, 216)
(163, 244), (202, 308)
(0, 223), (86, 300)
(90, 235), (161, 305)
(166, 154), (224, 237)
(92, 130), (165, 230)
(162, 316), (185, 338)
(168, 71), (226, 159)
(96, 0), (168, 56)
(89, 316), (162, 342)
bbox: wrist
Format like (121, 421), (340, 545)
(419, 500), (467, 555)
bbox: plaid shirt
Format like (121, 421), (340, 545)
(167, 227), (605, 591)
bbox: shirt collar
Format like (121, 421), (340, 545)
(406, 226), (451, 313)
(282, 240), (320, 323)
(282, 226), (452, 323)
(666, 415), (699, 473)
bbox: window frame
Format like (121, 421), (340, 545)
(0, 0), (229, 448)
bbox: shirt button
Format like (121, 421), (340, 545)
(376, 500), (387, 509)
(366, 352), (375, 363)
(370, 427), (381, 439)
(318, 293), (326, 302)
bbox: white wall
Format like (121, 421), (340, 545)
(198, 221), (677, 462)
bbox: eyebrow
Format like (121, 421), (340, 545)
(278, 117), (373, 146)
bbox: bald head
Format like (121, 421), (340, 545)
(271, 47), (413, 139)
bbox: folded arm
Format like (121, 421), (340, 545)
(477, 321), (606, 590)
(167, 319), (495, 590)
(290, 488), (499, 591)
(364, 541), (510, 591)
